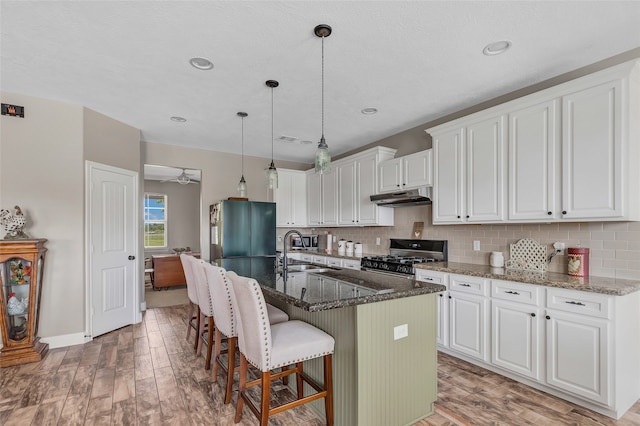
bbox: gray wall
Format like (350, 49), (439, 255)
(143, 179), (201, 254)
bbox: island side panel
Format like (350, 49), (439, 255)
(356, 293), (438, 426)
(271, 298), (358, 426)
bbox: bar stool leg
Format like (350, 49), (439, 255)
(224, 336), (237, 405)
(205, 316), (214, 370)
(324, 354), (334, 426)
(235, 355), (248, 423)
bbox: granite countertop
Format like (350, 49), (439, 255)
(215, 256), (445, 312)
(263, 268), (446, 312)
(414, 262), (640, 296)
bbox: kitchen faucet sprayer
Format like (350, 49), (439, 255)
(282, 230), (306, 276)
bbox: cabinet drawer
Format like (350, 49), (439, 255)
(450, 274), (489, 296)
(492, 280), (542, 306)
(342, 259), (361, 270)
(546, 288), (611, 319)
(300, 254), (313, 262)
(415, 269), (448, 286)
(326, 258), (342, 267)
(312, 255), (327, 265)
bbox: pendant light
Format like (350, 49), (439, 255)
(266, 80), (279, 189)
(237, 112), (248, 198)
(314, 24), (332, 174)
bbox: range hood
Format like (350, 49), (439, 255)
(370, 187), (432, 207)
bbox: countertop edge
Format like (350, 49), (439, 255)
(415, 262), (640, 296)
(261, 278), (445, 312)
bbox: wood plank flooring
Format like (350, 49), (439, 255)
(0, 304), (638, 425)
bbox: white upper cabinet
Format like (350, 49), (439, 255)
(561, 80), (623, 220)
(508, 99), (560, 221)
(429, 59), (640, 224)
(379, 149), (433, 193)
(307, 168), (338, 226)
(337, 146), (395, 226)
(431, 115), (506, 224)
(274, 169), (307, 227)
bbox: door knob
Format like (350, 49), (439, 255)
(128, 255), (135, 260)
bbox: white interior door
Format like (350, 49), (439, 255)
(87, 162), (138, 338)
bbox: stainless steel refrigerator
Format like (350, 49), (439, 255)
(210, 200), (277, 277)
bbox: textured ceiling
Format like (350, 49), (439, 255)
(2, 1), (639, 166)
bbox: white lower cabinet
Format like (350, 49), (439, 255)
(544, 288), (612, 406)
(414, 269), (640, 419)
(448, 274), (489, 362)
(415, 269), (449, 347)
(491, 280), (543, 380)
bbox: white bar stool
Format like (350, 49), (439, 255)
(203, 265), (289, 404)
(229, 273), (335, 425)
(179, 253), (200, 352)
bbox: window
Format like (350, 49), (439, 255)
(144, 193), (167, 248)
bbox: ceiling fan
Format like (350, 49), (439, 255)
(160, 168), (200, 185)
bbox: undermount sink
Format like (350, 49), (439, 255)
(286, 264), (330, 273)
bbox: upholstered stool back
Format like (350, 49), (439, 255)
(180, 253), (198, 305)
(226, 273), (272, 371)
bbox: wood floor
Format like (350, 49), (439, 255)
(0, 304), (639, 425)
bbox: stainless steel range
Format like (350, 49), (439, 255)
(360, 239), (448, 276)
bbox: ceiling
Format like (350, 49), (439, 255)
(2, 2), (639, 165)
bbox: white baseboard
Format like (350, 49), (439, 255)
(40, 332), (90, 349)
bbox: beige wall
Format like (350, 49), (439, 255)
(142, 141), (308, 261)
(84, 108), (141, 171)
(0, 92), (140, 342)
(143, 180), (201, 254)
(1, 92), (84, 339)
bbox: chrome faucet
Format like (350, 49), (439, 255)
(282, 229), (306, 275)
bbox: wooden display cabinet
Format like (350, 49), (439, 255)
(0, 239), (48, 367)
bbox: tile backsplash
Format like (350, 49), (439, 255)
(281, 205), (640, 280)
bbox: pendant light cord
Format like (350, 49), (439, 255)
(321, 34), (325, 139)
(271, 86), (274, 161)
(241, 116), (244, 175)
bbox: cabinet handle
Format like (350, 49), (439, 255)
(402, 183), (406, 186)
(459, 283), (471, 287)
(466, 215), (470, 218)
(530, 313), (536, 317)
(457, 215), (461, 219)
(439, 293), (443, 297)
(505, 290), (520, 295)
(128, 255), (135, 260)
(562, 210), (567, 215)
(397, 184), (400, 187)
(565, 301), (586, 306)
(448, 295), (452, 299)
(545, 315), (551, 320)
(547, 211), (552, 215)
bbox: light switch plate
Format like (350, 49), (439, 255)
(394, 324), (408, 340)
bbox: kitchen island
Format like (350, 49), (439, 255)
(213, 257), (445, 426)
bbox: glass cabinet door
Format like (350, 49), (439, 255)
(1, 256), (31, 342)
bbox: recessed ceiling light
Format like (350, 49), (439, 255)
(483, 40), (512, 56)
(361, 107), (378, 115)
(300, 140), (314, 145)
(170, 116), (186, 122)
(189, 57), (214, 70)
